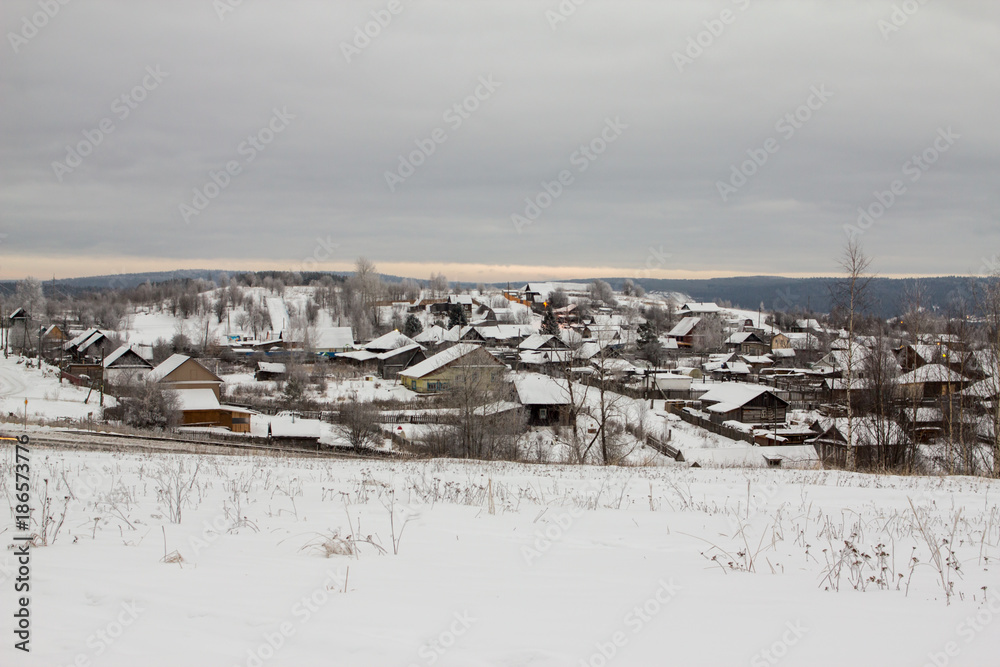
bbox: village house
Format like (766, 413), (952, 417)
(513, 373), (572, 426)
(665, 317), (701, 348)
(102, 345), (154, 385)
(697, 384), (789, 425)
(398, 343), (506, 393)
(725, 331), (770, 356)
(149, 354), (252, 432)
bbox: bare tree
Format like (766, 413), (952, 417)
(975, 273), (1000, 477)
(832, 239), (874, 471)
(336, 401), (384, 450)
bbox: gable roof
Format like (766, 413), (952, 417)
(726, 331), (765, 345)
(399, 343), (499, 379)
(312, 327), (355, 350)
(364, 330), (418, 351)
(513, 374), (572, 406)
(668, 317), (701, 338)
(103, 345), (154, 369)
(175, 388), (221, 412)
(519, 334), (564, 351)
(148, 354), (222, 384)
(376, 342), (424, 360)
(699, 384), (787, 409)
(896, 363), (966, 384)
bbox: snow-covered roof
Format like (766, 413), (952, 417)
(726, 331), (761, 345)
(519, 334), (559, 350)
(680, 302), (721, 314)
(399, 343), (491, 379)
(477, 325), (532, 341)
(338, 350), (379, 362)
(148, 354), (191, 383)
(413, 325), (448, 344)
(699, 384), (784, 408)
(313, 327), (354, 350)
(896, 364), (967, 384)
(364, 330), (417, 351)
(78, 331), (107, 352)
(772, 348), (796, 358)
(257, 362), (287, 374)
(268, 415), (321, 438)
(66, 328), (100, 348)
(175, 388), (220, 412)
(962, 377), (1000, 399)
(667, 317), (700, 337)
(103, 345), (152, 369)
(376, 343), (423, 360)
(740, 355), (773, 364)
(903, 344), (950, 364)
(513, 374), (572, 405)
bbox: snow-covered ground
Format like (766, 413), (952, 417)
(2, 446), (998, 667)
(0, 356), (113, 422)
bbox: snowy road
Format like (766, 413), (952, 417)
(0, 359), (30, 398)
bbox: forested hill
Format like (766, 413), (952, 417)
(602, 276), (982, 318)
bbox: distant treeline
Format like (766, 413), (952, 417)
(0, 270), (984, 319)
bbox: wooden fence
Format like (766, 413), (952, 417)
(665, 403), (756, 445)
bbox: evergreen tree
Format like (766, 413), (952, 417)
(542, 307), (560, 336)
(448, 306), (468, 329)
(403, 314), (423, 338)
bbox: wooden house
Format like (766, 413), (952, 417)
(175, 388), (253, 433)
(698, 384), (788, 425)
(377, 343), (426, 379)
(102, 345), (154, 384)
(398, 343), (505, 393)
(665, 317), (700, 348)
(149, 354), (224, 399)
(726, 331), (769, 356)
(513, 374), (571, 426)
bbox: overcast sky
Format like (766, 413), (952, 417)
(1, 0), (998, 282)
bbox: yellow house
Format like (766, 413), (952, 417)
(399, 343), (505, 393)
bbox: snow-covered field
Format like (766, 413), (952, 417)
(2, 445), (999, 666)
(0, 356), (114, 422)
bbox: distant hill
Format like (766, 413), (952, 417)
(616, 276), (979, 318)
(502, 276), (981, 318)
(1, 270), (982, 319)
